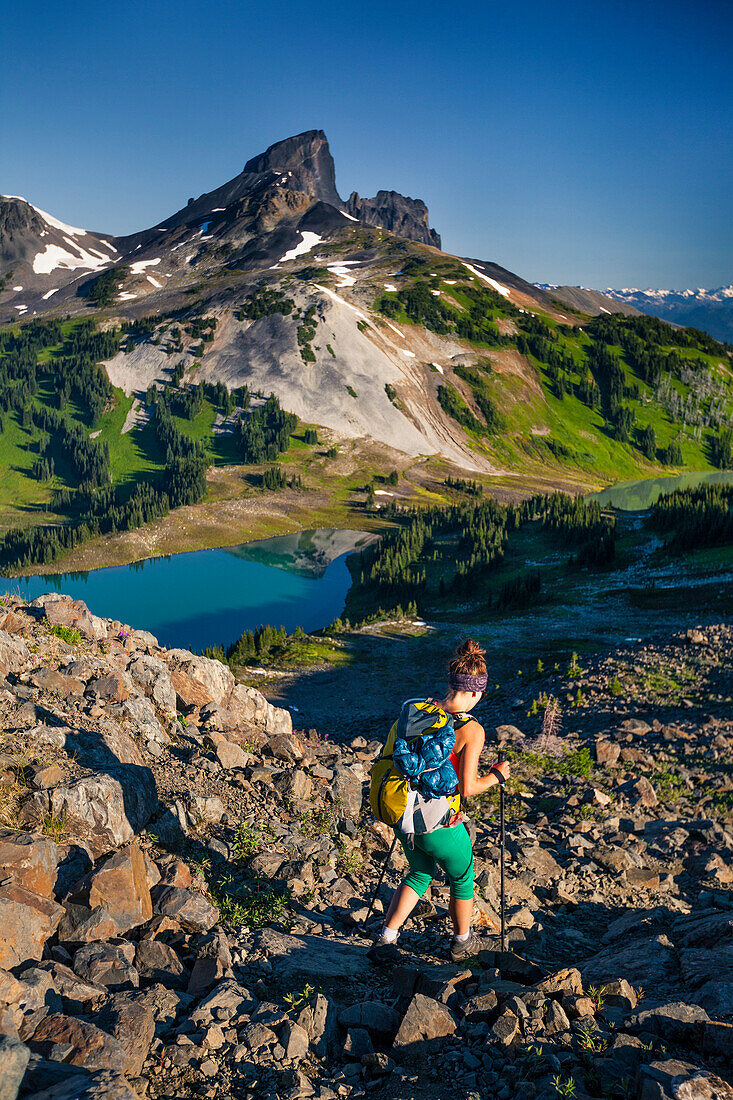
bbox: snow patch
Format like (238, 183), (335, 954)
(599, 307), (611, 314)
(401, 349), (416, 358)
(130, 258), (161, 274)
(430, 289), (440, 297)
(41, 288), (59, 300)
(374, 490), (394, 496)
(275, 232), (322, 265)
(384, 283), (397, 292)
(383, 321), (405, 340)
(341, 210), (358, 222)
(12, 286), (23, 292)
(33, 243), (110, 275)
(313, 284), (368, 321)
(463, 262), (511, 298)
(431, 363), (444, 374)
(14, 304), (27, 312)
(147, 275), (162, 288)
(211, 207), (226, 212)
(118, 292), (137, 301)
(327, 262), (361, 288)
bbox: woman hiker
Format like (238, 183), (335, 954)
(372, 639), (510, 962)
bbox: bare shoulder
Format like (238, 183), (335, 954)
(455, 717), (485, 750)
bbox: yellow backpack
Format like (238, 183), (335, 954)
(370, 699), (466, 832)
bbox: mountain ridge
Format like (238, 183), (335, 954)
(538, 283), (733, 344)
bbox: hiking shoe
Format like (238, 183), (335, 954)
(367, 933), (400, 965)
(450, 930), (482, 963)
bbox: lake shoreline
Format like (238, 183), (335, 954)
(3, 529), (376, 652)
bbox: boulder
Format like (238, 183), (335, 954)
(150, 885), (219, 932)
(116, 696), (168, 747)
(28, 962), (107, 1014)
(31, 667), (84, 696)
(95, 993), (157, 1077)
(595, 739), (621, 767)
(267, 734), (303, 763)
(186, 931), (231, 997)
(165, 650), (235, 705)
(602, 978), (637, 1011)
(86, 670), (132, 703)
(134, 939), (188, 990)
(252, 928), (370, 980)
(0, 885), (64, 969)
(215, 739), (250, 770)
(31, 594), (108, 642)
(57, 904), (118, 946)
(495, 724), (524, 745)
(0, 1035), (30, 1100)
(73, 942), (138, 991)
(47, 767), (157, 857)
(490, 1008), (521, 1047)
(638, 1058), (733, 1100)
(623, 776), (658, 808)
(0, 830), (59, 895)
(519, 844), (563, 877)
(703, 1021), (733, 1062)
(461, 991), (499, 1021)
(332, 765), (363, 818)
(184, 794), (225, 825)
(127, 655), (176, 712)
(30, 1013), (129, 1073)
(157, 856), (192, 888)
(338, 1001), (401, 1037)
(694, 981), (733, 1017)
(0, 630), (30, 675)
(392, 993), (456, 1056)
(25, 1072), (139, 1099)
(282, 1019), (310, 1062)
(190, 980), (257, 1028)
(582, 935), (676, 987)
(66, 842), (152, 935)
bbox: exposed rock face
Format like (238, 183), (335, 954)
(347, 189), (441, 247)
(242, 129), (343, 209)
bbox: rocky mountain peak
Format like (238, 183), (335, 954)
(346, 189), (441, 248)
(242, 129), (343, 209)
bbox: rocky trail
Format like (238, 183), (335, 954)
(0, 593), (731, 1099)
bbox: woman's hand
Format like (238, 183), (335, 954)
(493, 760), (511, 781)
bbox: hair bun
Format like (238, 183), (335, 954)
(457, 638), (485, 657)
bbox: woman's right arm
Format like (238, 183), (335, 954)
(458, 721), (511, 798)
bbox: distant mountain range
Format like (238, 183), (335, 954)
(537, 283), (733, 344)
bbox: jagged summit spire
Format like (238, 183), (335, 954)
(243, 129), (343, 209)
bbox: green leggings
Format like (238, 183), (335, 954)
(395, 823), (475, 901)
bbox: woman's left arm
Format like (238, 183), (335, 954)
(458, 721), (510, 797)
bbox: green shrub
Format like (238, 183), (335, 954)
(48, 623), (83, 645)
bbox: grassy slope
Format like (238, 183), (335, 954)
(1, 236), (730, 562)
(380, 267), (729, 482)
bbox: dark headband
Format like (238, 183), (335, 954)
(449, 671), (488, 692)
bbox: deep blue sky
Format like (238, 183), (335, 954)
(4, 0), (731, 288)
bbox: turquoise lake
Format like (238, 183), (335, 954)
(4, 529), (374, 652)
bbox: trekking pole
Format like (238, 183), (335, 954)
(364, 835), (397, 927)
(498, 752), (506, 952)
